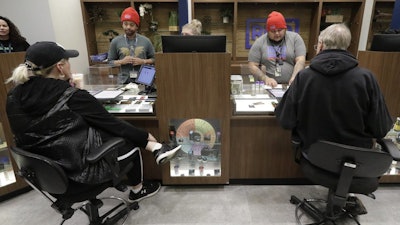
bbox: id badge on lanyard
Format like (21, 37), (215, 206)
(275, 65), (281, 77)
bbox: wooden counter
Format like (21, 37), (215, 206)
(230, 115), (303, 180)
(120, 50), (400, 184)
(358, 51), (400, 117)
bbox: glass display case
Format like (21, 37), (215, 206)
(231, 74), (282, 115)
(384, 120), (400, 176)
(0, 123), (16, 187)
(83, 83), (156, 115)
(168, 118), (222, 177)
(0, 52), (29, 197)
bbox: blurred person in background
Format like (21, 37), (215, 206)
(0, 16), (30, 53)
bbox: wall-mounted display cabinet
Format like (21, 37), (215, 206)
(366, 0), (395, 50)
(81, 0), (365, 65)
(194, 0), (365, 61)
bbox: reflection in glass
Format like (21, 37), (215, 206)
(0, 123), (16, 187)
(382, 123), (400, 175)
(169, 119), (222, 177)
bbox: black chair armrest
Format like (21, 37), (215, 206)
(377, 139), (400, 161)
(291, 139), (302, 163)
(86, 138), (125, 163)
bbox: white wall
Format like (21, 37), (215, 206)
(0, 0), (55, 43)
(0, 0), (89, 73)
(47, 0), (89, 74)
(359, 0), (375, 51)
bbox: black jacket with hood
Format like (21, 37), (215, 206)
(6, 76), (149, 184)
(275, 49), (393, 150)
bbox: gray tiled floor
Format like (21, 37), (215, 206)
(0, 184), (399, 225)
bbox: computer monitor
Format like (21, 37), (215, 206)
(370, 34), (400, 52)
(161, 35), (226, 53)
(135, 65), (156, 94)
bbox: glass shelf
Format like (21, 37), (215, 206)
(386, 161), (400, 175)
(169, 143), (221, 177)
(383, 126), (400, 176)
(0, 123), (16, 188)
(168, 118), (222, 178)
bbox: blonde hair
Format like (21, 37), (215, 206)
(6, 59), (66, 85)
(182, 19), (202, 35)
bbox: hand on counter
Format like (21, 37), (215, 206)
(263, 76), (278, 88)
(118, 56), (146, 66)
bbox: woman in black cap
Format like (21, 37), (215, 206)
(6, 41), (181, 202)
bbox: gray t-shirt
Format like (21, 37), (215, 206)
(248, 31), (306, 83)
(108, 33), (155, 83)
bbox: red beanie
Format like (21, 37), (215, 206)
(266, 11), (287, 31)
(121, 7), (140, 26)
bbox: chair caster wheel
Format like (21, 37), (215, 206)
(290, 195), (301, 205)
(129, 201), (140, 210)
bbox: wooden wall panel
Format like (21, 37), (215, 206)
(82, 0), (366, 63)
(358, 51), (400, 117)
(230, 117), (303, 179)
(155, 53), (231, 184)
(86, 2), (180, 55)
(236, 3), (317, 60)
(193, 3), (234, 54)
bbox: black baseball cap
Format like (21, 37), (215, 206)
(25, 41), (79, 69)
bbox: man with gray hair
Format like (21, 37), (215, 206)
(275, 23), (393, 150)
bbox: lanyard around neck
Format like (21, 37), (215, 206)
(125, 35), (137, 56)
(269, 38), (285, 59)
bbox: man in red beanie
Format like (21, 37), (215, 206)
(248, 11), (306, 87)
(108, 7), (155, 84)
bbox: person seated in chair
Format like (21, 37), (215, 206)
(275, 23), (393, 151)
(6, 41), (181, 202)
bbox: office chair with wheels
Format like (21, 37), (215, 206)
(290, 139), (400, 225)
(10, 137), (140, 225)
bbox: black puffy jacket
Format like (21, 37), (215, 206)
(7, 77), (125, 184)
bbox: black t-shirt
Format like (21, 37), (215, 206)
(0, 39), (30, 53)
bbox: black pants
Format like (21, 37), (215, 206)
(117, 140), (143, 186)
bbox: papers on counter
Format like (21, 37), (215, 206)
(234, 99), (278, 114)
(264, 84), (287, 89)
(93, 90), (123, 99)
(104, 98), (154, 114)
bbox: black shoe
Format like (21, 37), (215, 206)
(154, 144), (181, 165)
(128, 181), (161, 202)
